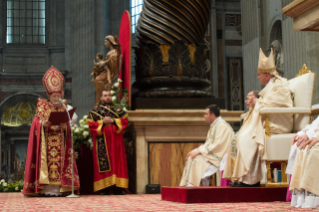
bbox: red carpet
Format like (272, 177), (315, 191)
(0, 193), (315, 211)
(162, 186), (287, 203)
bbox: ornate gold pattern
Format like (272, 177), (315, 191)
(39, 125), (49, 184)
(47, 130), (64, 184)
(1, 101), (37, 127)
(42, 66), (65, 96)
(295, 64), (312, 77)
(257, 67), (277, 74)
(94, 174), (128, 192)
(265, 114), (270, 138)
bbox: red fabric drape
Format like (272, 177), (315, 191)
(119, 10), (132, 107)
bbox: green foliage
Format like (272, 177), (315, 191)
(111, 78), (130, 110)
(0, 180), (24, 192)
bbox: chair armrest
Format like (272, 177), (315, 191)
(260, 107), (311, 114)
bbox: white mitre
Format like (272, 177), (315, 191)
(258, 48), (277, 75)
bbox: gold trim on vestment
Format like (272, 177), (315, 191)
(114, 118), (122, 134)
(94, 175), (128, 192)
(39, 125), (49, 184)
(60, 185), (80, 193)
(100, 105), (120, 118)
(257, 67), (276, 74)
(97, 120), (104, 136)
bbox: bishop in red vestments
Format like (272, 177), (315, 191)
(88, 90), (129, 193)
(23, 67), (80, 196)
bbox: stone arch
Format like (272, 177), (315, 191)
(269, 19), (282, 45)
(0, 92), (45, 118)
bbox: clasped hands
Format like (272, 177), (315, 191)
(291, 134), (319, 150)
(248, 95), (258, 106)
(103, 116), (114, 125)
(42, 120), (67, 130)
(185, 150), (200, 160)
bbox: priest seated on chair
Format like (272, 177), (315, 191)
(287, 116), (319, 208)
(223, 48), (294, 187)
(179, 105), (234, 187)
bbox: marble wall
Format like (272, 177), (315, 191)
(241, 0), (261, 110)
(281, 0), (319, 104)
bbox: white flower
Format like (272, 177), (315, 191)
(88, 138), (92, 144)
(74, 128), (80, 133)
(72, 127), (75, 131)
(83, 115), (88, 119)
(123, 107), (127, 111)
(79, 119), (84, 124)
(15, 187), (19, 191)
(74, 124), (78, 128)
(118, 78), (122, 83)
(113, 82), (119, 88)
(83, 131), (89, 138)
(111, 90), (115, 95)
(1, 179), (4, 183)
(83, 124), (89, 129)
(112, 96), (117, 102)
(3, 183), (7, 187)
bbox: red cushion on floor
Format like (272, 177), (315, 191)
(162, 186), (287, 203)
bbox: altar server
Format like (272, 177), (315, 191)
(180, 105), (234, 186)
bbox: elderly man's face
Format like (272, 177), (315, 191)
(257, 71), (271, 86)
(50, 93), (62, 106)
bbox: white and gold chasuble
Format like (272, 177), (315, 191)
(223, 76), (293, 184)
(180, 117), (234, 186)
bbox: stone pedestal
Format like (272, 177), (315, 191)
(128, 109), (243, 194)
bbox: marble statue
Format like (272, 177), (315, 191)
(271, 40), (284, 77)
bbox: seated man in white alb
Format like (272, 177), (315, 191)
(287, 118), (319, 208)
(223, 48), (293, 187)
(180, 105), (234, 187)
(219, 90), (259, 186)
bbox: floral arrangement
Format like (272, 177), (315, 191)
(72, 116), (93, 159)
(111, 78), (129, 111)
(0, 179), (24, 192)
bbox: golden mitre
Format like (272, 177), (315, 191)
(42, 66), (65, 96)
(257, 48), (276, 74)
